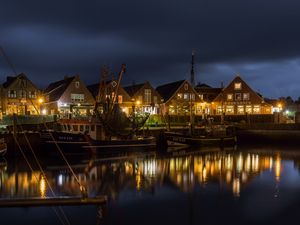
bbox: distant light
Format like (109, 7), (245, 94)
(286, 110), (289, 114)
(42, 109), (47, 115)
(136, 100), (140, 105)
(64, 103), (67, 107)
(38, 98), (44, 103)
(77, 103), (81, 107)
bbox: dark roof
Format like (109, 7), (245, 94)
(87, 83), (99, 98)
(195, 83), (212, 89)
(156, 80), (185, 102)
(87, 80), (113, 98)
(3, 73), (28, 88)
(123, 83), (145, 97)
(44, 76), (75, 102)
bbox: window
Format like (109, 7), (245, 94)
(144, 89), (151, 104)
(8, 90), (17, 98)
(177, 93), (183, 99)
(80, 125), (84, 132)
(28, 91), (36, 99)
(184, 83), (189, 91)
(246, 105), (252, 114)
(234, 82), (242, 90)
(225, 106), (234, 114)
(243, 93), (250, 101)
(118, 95), (123, 104)
(227, 94), (233, 101)
(75, 81), (80, 88)
(235, 93), (242, 101)
(184, 93), (189, 100)
(253, 105), (261, 114)
(71, 93), (84, 102)
(237, 105), (244, 114)
(217, 106), (224, 114)
(153, 96), (158, 104)
(199, 94), (204, 100)
(111, 81), (117, 87)
(19, 90), (26, 98)
(191, 93), (195, 100)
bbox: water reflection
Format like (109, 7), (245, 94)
(0, 150), (299, 200)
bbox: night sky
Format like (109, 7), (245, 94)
(1, 0), (300, 99)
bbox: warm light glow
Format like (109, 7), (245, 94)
(136, 100), (140, 105)
(77, 103), (81, 107)
(42, 109), (47, 115)
(233, 178), (240, 197)
(39, 175), (46, 198)
(275, 156), (281, 182)
(277, 103), (282, 108)
(38, 98), (44, 104)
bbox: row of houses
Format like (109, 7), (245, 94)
(0, 73), (274, 119)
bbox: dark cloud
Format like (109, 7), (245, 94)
(1, 0), (300, 98)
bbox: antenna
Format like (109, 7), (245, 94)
(190, 50), (195, 87)
(0, 46), (17, 75)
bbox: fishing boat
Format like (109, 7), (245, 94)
(0, 138), (7, 156)
(40, 64), (156, 155)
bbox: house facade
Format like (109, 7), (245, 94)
(43, 75), (95, 118)
(1, 73), (41, 116)
(87, 80), (132, 115)
(156, 80), (204, 116)
(212, 75), (272, 115)
(124, 82), (163, 115)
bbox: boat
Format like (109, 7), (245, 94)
(40, 64), (156, 155)
(163, 125), (237, 148)
(0, 138), (7, 156)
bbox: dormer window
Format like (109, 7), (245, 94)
(184, 83), (189, 91)
(234, 82), (242, 90)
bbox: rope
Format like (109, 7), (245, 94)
(16, 118), (71, 225)
(27, 98), (87, 197)
(12, 133), (69, 225)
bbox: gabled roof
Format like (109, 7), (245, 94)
(44, 76), (75, 102)
(195, 83), (212, 89)
(2, 73), (37, 89)
(123, 83), (146, 97)
(156, 80), (185, 102)
(87, 80), (112, 98)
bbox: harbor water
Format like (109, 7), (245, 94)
(1, 145), (300, 225)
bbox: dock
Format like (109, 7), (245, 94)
(0, 196), (107, 208)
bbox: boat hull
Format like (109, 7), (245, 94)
(40, 131), (156, 155)
(164, 132), (237, 147)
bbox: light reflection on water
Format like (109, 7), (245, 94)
(0, 147), (300, 225)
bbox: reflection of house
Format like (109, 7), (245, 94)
(87, 80), (132, 115)
(124, 82), (163, 115)
(1, 73), (41, 115)
(156, 80), (203, 115)
(43, 75), (95, 118)
(212, 75), (272, 115)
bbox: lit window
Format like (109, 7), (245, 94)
(8, 90), (17, 98)
(191, 93), (195, 100)
(217, 106), (224, 114)
(199, 94), (204, 100)
(184, 83), (189, 90)
(226, 106), (234, 114)
(144, 89), (151, 104)
(243, 93), (250, 101)
(118, 95), (123, 103)
(235, 93), (242, 101)
(237, 105), (244, 114)
(71, 93), (85, 102)
(184, 93), (189, 100)
(245, 105), (252, 114)
(28, 91), (37, 99)
(234, 82), (242, 90)
(177, 93), (183, 99)
(75, 81), (80, 88)
(253, 105), (261, 114)
(19, 90), (26, 98)
(227, 94), (233, 101)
